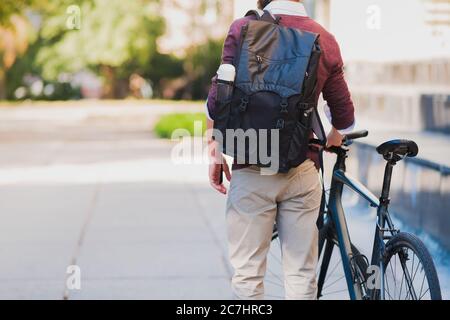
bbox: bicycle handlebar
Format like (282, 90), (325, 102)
(344, 130), (369, 142)
(309, 130), (369, 154)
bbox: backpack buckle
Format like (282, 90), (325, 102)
(276, 118), (285, 129)
(239, 97), (249, 112)
(280, 99), (288, 114)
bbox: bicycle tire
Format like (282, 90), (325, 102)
(380, 232), (442, 300)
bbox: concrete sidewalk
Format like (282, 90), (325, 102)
(0, 103), (230, 299)
(0, 103), (448, 299)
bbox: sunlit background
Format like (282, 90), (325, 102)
(0, 0), (448, 299)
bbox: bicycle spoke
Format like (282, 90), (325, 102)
(404, 274), (411, 300)
(321, 288), (348, 297)
(385, 245), (435, 301)
(402, 249), (420, 300)
(324, 258), (341, 283)
(404, 263), (411, 300)
(385, 269), (393, 300)
(407, 252), (422, 300)
(392, 255), (398, 298)
(385, 284), (394, 300)
(411, 254), (420, 283)
(418, 272), (427, 300)
(323, 274), (345, 290)
(419, 287), (430, 300)
(411, 253), (421, 284)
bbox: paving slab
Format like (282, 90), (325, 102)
(0, 103), (447, 300)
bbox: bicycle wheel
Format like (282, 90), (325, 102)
(317, 226), (369, 299)
(381, 232), (441, 300)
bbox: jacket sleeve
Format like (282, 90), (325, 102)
(206, 18), (245, 120)
(321, 39), (355, 132)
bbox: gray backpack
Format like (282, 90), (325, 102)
(213, 10), (324, 173)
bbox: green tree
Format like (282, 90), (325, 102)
(143, 52), (184, 97)
(184, 38), (223, 100)
(35, 0), (164, 98)
(0, 15), (33, 99)
(0, 0), (30, 25)
(2, 0), (88, 99)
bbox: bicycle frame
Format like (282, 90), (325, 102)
(368, 159), (403, 300)
(321, 146), (400, 300)
(323, 146), (364, 299)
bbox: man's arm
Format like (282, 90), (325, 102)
(206, 19), (245, 193)
(206, 18), (246, 120)
(207, 118), (231, 194)
(322, 42), (355, 133)
(322, 40), (355, 147)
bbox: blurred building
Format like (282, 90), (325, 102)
(314, 0), (449, 62)
(158, 0), (449, 131)
(159, 0), (317, 55)
(314, 0), (450, 133)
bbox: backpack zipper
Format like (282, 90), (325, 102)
(248, 50), (301, 63)
(256, 55), (263, 72)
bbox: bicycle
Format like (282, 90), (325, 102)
(269, 130), (442, 300)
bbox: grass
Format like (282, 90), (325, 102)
(154, 112), (206, 139)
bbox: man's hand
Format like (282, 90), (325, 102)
(208, 140), (231, 194)
(326, 127), (343, 149)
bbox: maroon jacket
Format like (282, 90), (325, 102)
(207, 14), (355, 168)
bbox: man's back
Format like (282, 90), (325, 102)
(208, 12), (355, 133)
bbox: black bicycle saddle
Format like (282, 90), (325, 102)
(376, 139), (419, 160)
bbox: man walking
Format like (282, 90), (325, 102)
(206, 0), (355, 299)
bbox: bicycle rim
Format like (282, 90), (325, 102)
(382, 233), (442, 300)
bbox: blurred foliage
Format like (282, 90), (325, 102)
(35, 0), (164, 98)
(2, 0), (226, 101)
(0, 0), (29, 25)
(154, 112), (206, 139)
(142, 52), (184, 97)
(0, 8), (34, 98)
(184, 38), (223, 100)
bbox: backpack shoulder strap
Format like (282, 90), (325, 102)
(311, 108), (327, 230)
(245, 9), (280, 24)
(245, 9), (264, 19)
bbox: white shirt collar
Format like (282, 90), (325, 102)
(264, 1), (308, 17)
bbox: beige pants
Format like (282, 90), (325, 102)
(226, 159), (322, 300)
